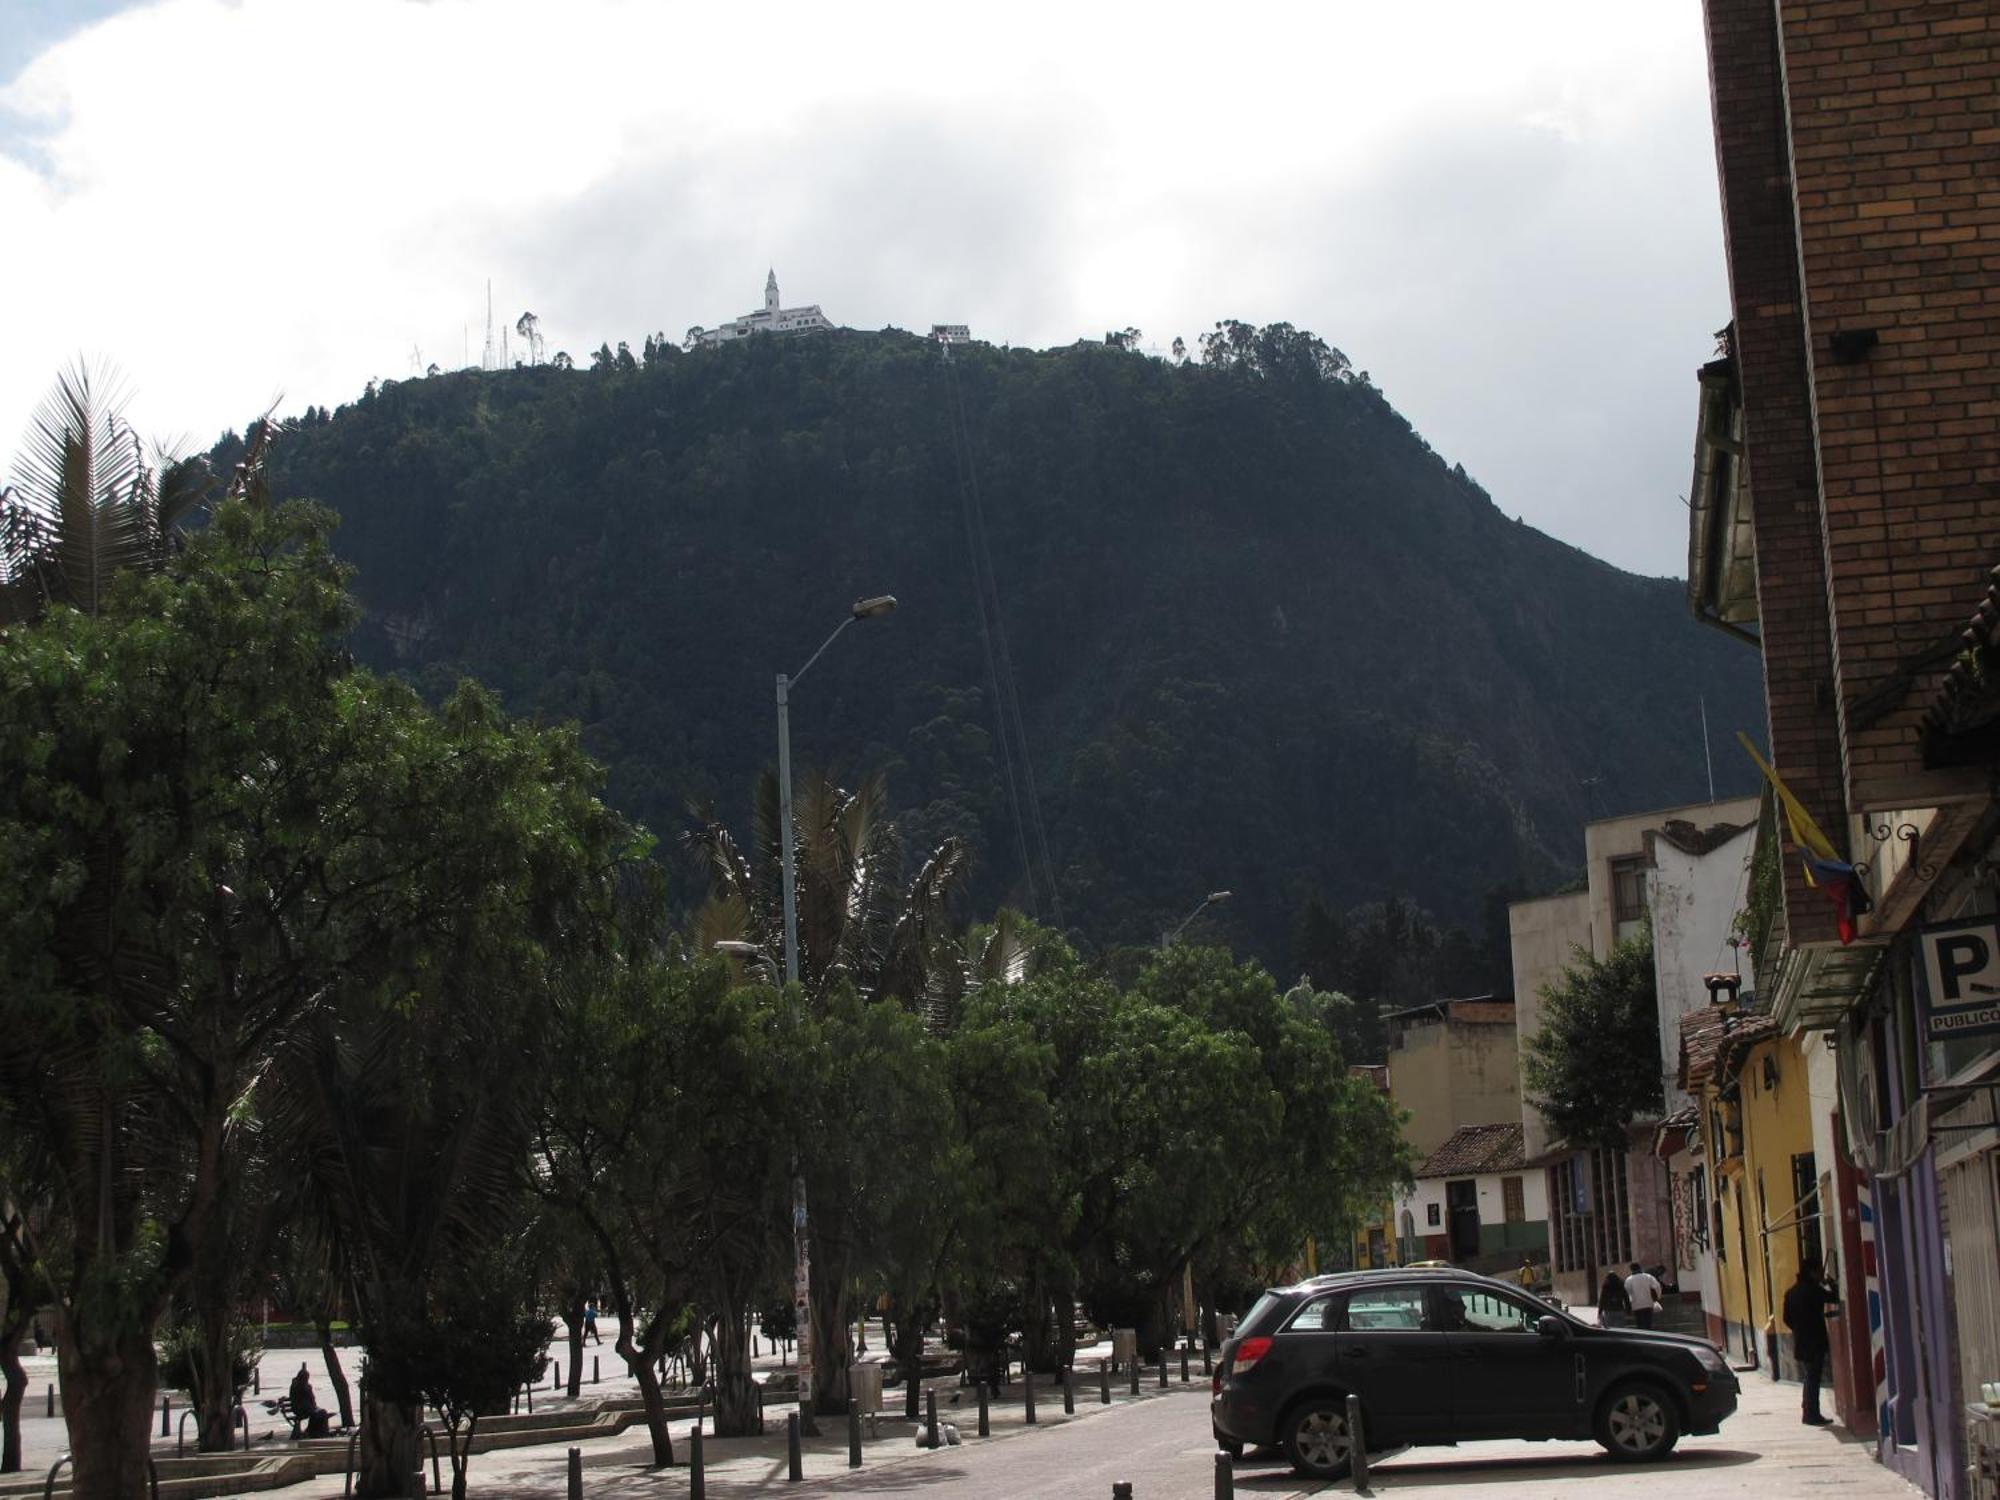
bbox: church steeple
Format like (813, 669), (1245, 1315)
(765, 268), (780, 313)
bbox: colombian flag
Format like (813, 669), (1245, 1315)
(1738, 734), (1872, 944)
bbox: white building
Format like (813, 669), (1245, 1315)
(690, 270), (834, 346)
(931, 323), (973, 344)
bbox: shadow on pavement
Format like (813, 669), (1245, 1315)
(1223, 1446), (1760, 1490)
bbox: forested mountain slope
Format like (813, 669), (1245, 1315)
(241, 325), (1763, 963)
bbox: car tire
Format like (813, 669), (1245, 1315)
(1281, 1397), (1354, 1479)
(1594, 1381), (1682, 1462)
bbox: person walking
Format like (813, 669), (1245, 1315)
(1596, 1270), (1630, 1327)
(1516, 1255), (1537, 1291)
(1624, 1261), (1663, 1330)
(583, 1300), (601, 1345)
(1783, 1257), (1840, 1426)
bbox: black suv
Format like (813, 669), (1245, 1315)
(1210, 1268), (1738, 1478)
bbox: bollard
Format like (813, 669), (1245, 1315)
(787, 1411), (802, 1482)
(847, 1397), (861, 1468)
(689, 1428), (704, 1500)
(1202, 1342), (1212, 1377)
(1181, 1345), (1190, 1383)
(161, 1397), (170, 1438)
(592, 1356), (600, 1385)
(553, 1362), (561, 1391)
(1063, 1367), (1075, 1415)
(925, 1388), (939, 1451)
(566, 1447), (581, 1500)
(1159, 1354), (1168, 1389)
(1214, 1448), (1235, 1498)
(1025, 1368), (1037, 1425)
(1114, 1485), (1134, 1500)
(1347, 1394), (1370, 1491)
(253, 1368), (260, 1397)
(1099, 1359), (1110, 1405)
(47, 1384), (54, 1419)
(977, 1381), (989, 1438)
(1129, 1358), (1140, 1397)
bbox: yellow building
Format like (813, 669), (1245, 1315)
(1680, 1000), (1820, 1369)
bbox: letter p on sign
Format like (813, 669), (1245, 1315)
(1922, 918), (2000, 1012)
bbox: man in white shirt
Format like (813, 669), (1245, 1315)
(1625, 1261), (1663, 1330)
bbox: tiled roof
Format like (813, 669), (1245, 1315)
(1416, 1122), (1525, 1179)
(1678, 1004), (1776, 1091)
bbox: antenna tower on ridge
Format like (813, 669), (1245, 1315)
(482, 281), (500, 371)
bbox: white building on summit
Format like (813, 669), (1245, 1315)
(690, 270), (834, 346)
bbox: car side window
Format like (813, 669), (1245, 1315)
(1340, 1287), (1430, 1332)
(1442, 1287), (1538, 1334)
(1286, 1294), (1342, 1332)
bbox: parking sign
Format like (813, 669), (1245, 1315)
(1920, 916), (2000, 1042)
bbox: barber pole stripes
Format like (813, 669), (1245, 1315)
(1856, 1182), (1888, 1437)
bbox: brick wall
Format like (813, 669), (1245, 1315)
(1777, 1), (2000, 811)
(1701, 0), (1845, 945)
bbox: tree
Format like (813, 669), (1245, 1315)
(551, 350), (574, 370)
(0, 361), (211, 623)
(1521, 930), (1663, 1150)
(363, 1254), (550, 1500)
(514, 312), (544, 367)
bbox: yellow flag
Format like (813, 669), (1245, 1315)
(1736, 732), (1840, 866)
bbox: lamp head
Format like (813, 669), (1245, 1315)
(852, 595), (898, 619)
(1207, 890), (1233, 904)
(714, 940), (766, 958)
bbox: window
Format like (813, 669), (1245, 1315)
(1502, 1176), (1526, 1223)
(1287, 1295), (1340, 1332)
(1792, 1153), (1822, 1269)
(1611, 855), (1649, 940)
(1426, 1202), (1441, 1227)
(1444, 1288), (1537, 1334)
(1343, 1288), (1429, 1332)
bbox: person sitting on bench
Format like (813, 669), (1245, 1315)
(287, 1365), (332, 1437)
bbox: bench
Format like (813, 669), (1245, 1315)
(264, 1397), (332, 1439)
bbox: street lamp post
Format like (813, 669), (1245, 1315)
(772, 594), (896, 1433)
(1162, 889), (1232, 948)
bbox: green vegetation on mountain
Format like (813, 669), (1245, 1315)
(237, 322), (1762, 966)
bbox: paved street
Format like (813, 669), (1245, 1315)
(12, 1332), (1925, 1499)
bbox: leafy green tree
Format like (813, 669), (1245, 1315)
(1522, 929), (1663, 1150)
(363, 1252), (550, 1500)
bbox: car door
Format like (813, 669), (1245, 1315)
(1336, 1283), (1453, 1445)
(1437, 1285), (1584, 1438)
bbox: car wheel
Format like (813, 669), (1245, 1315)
(1282, 1398), (1354, 1479)
(1594, 1381), (1681, 1462)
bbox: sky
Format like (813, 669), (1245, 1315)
(1, 0), (1731, 578)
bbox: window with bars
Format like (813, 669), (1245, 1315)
(1503, 1176), (1526, 1223)
(1611, 855), (1649, 942)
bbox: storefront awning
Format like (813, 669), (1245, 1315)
(1772, 938), (1889, 1035)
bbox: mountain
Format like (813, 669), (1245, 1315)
(233, 323), (1764, 965)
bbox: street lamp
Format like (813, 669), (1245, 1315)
(1163, 889), (1232, 948)
(772, 593), (896, 1432)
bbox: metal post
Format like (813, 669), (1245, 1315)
(777, 672), (799, 986)
(787, 1411), (802, 1482)
(1158, 1354), (1168, 1389)
(592, 1356), (600, 1385)
(1129, 1358), (1140, 1396)
(161, 1396), (170, 1438)
(925, 1388), (939, 1450)
(776, 673), (817, 1437)
(46, 1384), (53, 1419)
(1025, 1368), (1037, 1424)
(1202, 1342), (1212, 1377)
(553, 1362), (561, 1390)
(847, 1398), (861, 1468)
(690, 1428), (705, 1500)
(1063, 1368), (1075, 1415)
(1181, 1345), (1190, 1383)
(1114, 1485), (1133, 1500)
(1346, 1394), (1369, 1491)
(1099, 1360), (1110, 1405)
(566, 1447), (582, 1500)
(976, 1382), (989, 1437)
(1214, 1449), (1235, 1498)
(253, 1367), (260, 1396)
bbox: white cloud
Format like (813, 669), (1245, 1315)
(2, 0), (1726, 574)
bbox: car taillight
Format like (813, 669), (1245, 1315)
(1230, 1336), (1274, 1376)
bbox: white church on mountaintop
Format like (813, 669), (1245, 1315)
(690, 270), (835, 346)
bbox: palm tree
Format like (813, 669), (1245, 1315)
(0, 362), (212, 623)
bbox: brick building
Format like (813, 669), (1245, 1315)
(1686, 4), (2000, 1496)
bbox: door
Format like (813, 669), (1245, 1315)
(1436, 1285), (1584, 1438)
(1446, 1180), (1481, 1262)
(1337, 1283), (1454, 1444)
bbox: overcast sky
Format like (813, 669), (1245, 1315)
(2, 0), (1730, 577)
